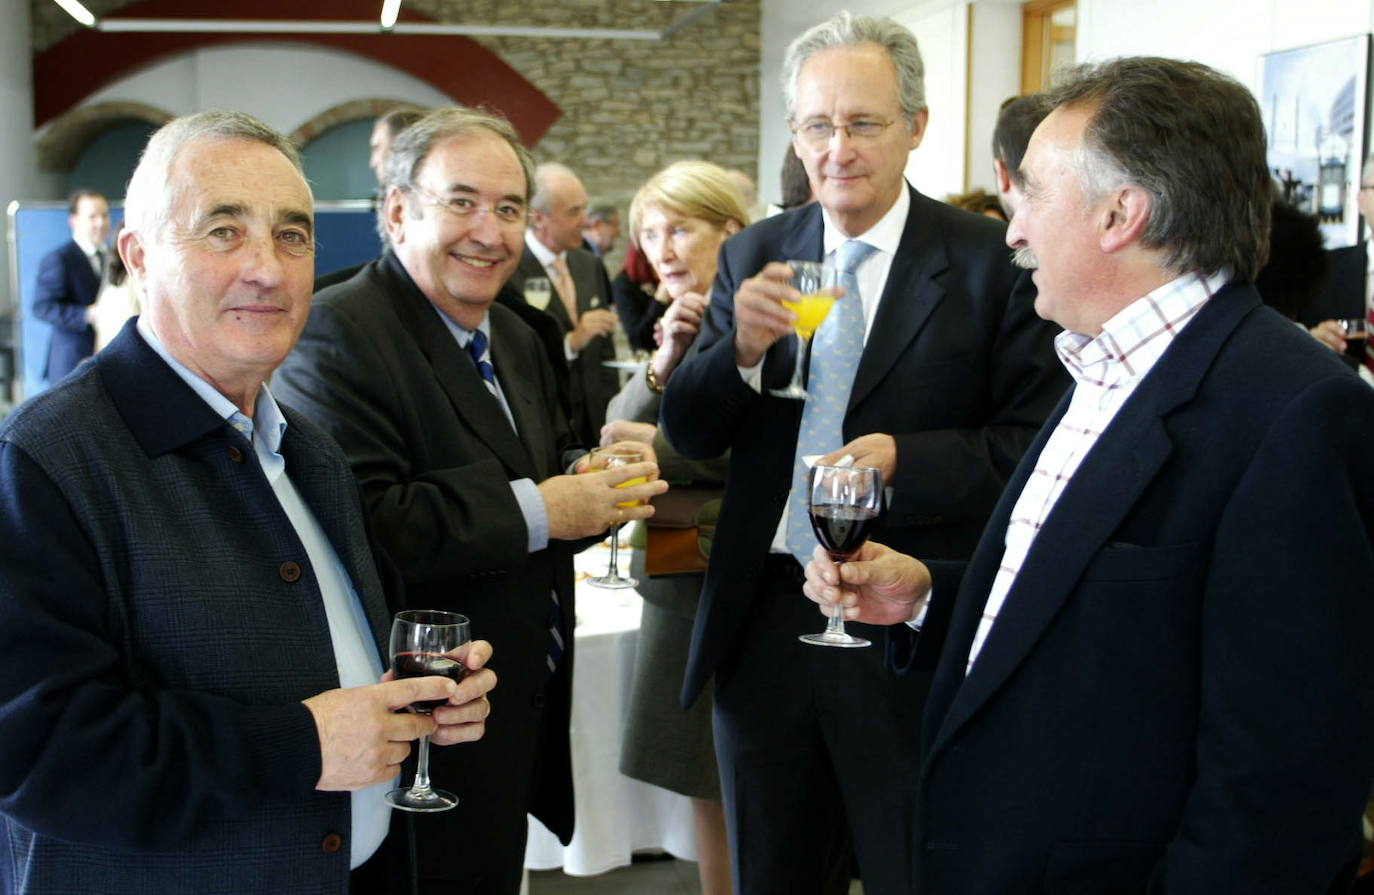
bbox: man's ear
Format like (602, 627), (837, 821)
(384, 186), (407, 245)
(119, 227), (145, 284)
(993, 158), (1013, 196)
(1098, 185), (1151, 254)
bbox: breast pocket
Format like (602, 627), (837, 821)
(1079, 541), (1206, 583)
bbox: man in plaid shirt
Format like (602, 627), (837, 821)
(804, 57), (1374, 894)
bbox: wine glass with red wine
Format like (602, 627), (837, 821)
(800, 464), (883, 648)
(385, 609), (471, 812)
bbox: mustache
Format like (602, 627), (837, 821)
(1011, 246), (1038, 270)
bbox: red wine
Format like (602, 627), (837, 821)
(1345, 332), (1368, 362)
(809, 505), (880, 558)
(393, 651), (468, 714)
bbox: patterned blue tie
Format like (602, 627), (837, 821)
(468, 327), (565, 676)
(785, 239), (877, 565)
(467, 329), (497, 392)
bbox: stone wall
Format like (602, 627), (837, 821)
(32, 0), (763, 263)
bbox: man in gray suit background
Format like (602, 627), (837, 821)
(506, 162), (622, 445)
(0, 111), (495, 894)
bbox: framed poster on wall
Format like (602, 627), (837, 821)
(1259, 34), (1370, 249)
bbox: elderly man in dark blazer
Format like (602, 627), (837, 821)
(0, 112), (495, 895)
(503, 162), (621, 446)
(659, 13), (1065, 895)
(804, 58), (1374, 894)
(273, 108), (666, 895)
(31, 189), (109, 382)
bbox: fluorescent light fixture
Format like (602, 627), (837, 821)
(380, 0), (401, 29)
(53, 0), (96, 27)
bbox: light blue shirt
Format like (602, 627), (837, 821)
(429, 305), (551, 552)
(136, 318), (392, 869)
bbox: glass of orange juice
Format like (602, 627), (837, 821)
(771, 260), (841, 399)
(585, 445), (644, 589)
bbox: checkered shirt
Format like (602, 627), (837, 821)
(963, 271), (1227, 674)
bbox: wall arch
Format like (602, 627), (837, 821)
(290, 98), (430, 148)
(36, 100), (173, 172)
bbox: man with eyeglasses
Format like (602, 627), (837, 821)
(659, 12), (1064, 895)
(274, 107), (667, 895)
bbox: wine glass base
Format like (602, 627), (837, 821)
(799, 631), (871, 648)
(385, 787), (459, 812)
(586, 573), (639, 589)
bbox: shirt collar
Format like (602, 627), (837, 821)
(431, 303), (491, 350)
(820, 182), (909, 260)
(135, 316), (287, 453)
(525, 231), (562, 268)
(73, 235), (103, 258)
(1055, 270), (1228, 390)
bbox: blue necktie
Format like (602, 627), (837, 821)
(468, 328), (566, 676)
(467, 329), (497, 392)
(784, 239), (877, 565)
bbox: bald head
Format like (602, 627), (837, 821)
(530, 163), (591, 253)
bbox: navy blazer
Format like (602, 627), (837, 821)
(273, 252), (582, 873)
(31, 239), (102, 381)
(0, 320), (399, 894)
(899, 285), (1374, 894)
(660, 185), (1068, 706)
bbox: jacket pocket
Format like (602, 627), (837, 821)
(1079, 541), (1205, 583)
(1044, 840), (1165, 893)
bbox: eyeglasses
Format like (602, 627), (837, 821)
(791, 117), (898, 149)
(407, 186), (528, 228)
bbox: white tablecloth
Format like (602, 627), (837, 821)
(523, 536), (697, 876)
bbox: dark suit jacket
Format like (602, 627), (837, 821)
(897, 285), (1374, 894)
(31, 239), (101, 381)
(272, 252), (580, 871)
(0, 320), (402, 894)
(660, 186), (1067, 706)
(507, 245), (620, 445)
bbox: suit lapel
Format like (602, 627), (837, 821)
(381, 255), (538, 480)
(526, 247), (575, 332)
(925, 285), (1260, 757)
(68, 240), (100, 297)
(488, 308), (542, 478)
(851, 187), (948, 410)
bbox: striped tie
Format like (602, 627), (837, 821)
(468, 329), (566, 675)
(784, 239), (877, 565)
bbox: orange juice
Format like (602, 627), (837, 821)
(615, 475), (647, 508)
(782, 293), (836, 338)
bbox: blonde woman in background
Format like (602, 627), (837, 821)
(600, 160), (746, 895)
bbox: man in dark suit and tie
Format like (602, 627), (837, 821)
(32, 189), (110, 381)
(804, 57), (1374, 894)
(503, 162), (621, 446)
(0, 111), (495, 895)
(658, 12), (1065, 895)
(273, 107), (666, 895)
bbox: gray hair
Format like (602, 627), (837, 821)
(1046, 57), (1272, 281)
(124, 111), (304, 237)
(782, 11), (926, 123)
(530, 163), (580, 213)
(384, 107), (535, 207)
(587, 202), (619, 224)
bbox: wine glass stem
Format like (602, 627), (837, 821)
(793, 332), (807, 388)
(409, 734), (434, 797)
(607, 523), (622, 577)
(825, 561), (847, 636)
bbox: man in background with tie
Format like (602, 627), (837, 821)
(273, 107), (665, 895)
(506, 162), (621, 445)
(803, 57), (1374, 893)
(659, 12), (1064, 895)
(32, 189), (109, 382)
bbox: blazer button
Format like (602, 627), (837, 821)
(226, 445), (244, 464)
(321, 832), (343, 854)
(279, 561), (302, 582)
(531, 692), (546, 709)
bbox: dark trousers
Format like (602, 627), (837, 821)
(712, 562), (930, 895)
